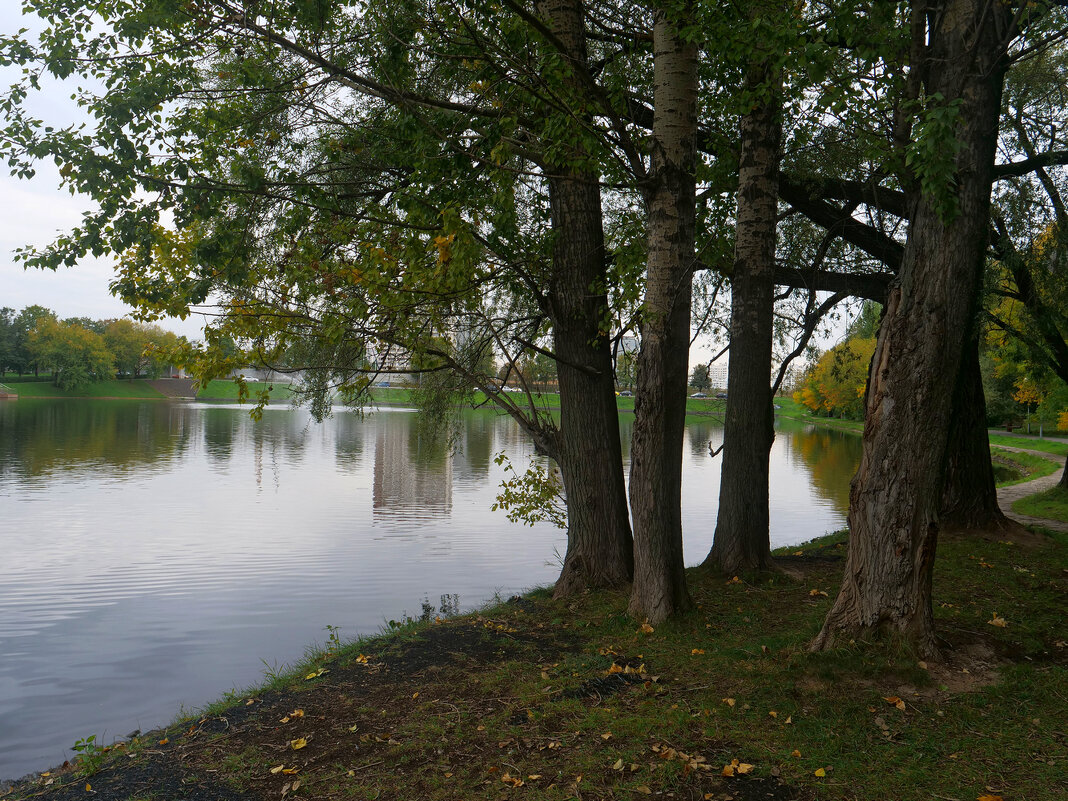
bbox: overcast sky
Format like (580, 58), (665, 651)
(0, 5), (208, 339)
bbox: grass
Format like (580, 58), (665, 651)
(15, 528), (1067, 801)
(773, 396), (865, 433)
(988, 433), (1068, 457)
(195, 379), (295, 401)
(0, 379), (167, 399)
(991, 447), (1062, 486)
(1013, 484), (1068, 522)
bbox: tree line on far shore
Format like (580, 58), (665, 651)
(0, 306), (185, 390)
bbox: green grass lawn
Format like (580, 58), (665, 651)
(0, 379), (167, 399)
(988, 433), (1068, 457)
(195, 379), (295, 401)
(1012, 484), (1068, 522)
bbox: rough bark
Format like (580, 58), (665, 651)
(626, 7), (698, 624)
(704, 30), (782, 576)
(537, 0), (633, 597)
(940, 338), (1019, 531)
(812, 0), (1012, 658)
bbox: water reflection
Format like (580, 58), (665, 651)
(783, 425), (864, 514)
(373, 415), (453, 519)
(0, 400), (861, 781)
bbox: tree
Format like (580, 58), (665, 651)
(704, 0), (785, 576)
(0, 308), (15, 375)
(813, 0), (1017, 656)
(104, 319), (150, 378)
(793, 337), (875, 419)
(28, 318), (114, 390)
(689, 363), (710, 392)
(627, 1), (699, 624)
(11, 306), (55, 377)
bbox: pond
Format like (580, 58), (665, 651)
(0, 399), (862, 780)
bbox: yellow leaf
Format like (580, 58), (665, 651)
(884, 696), (906, 710)
(722, 697), (736, 707)
(988, 613), (1008, 628)
(613, 759), (624, 770)
(809, 588), (828, 597)
(737, 763), (755, 774)
(348, 723), (358, 732)
(355, 654), (369, 663)
(691, 648), (705, 655)
(280, 716), (290, 724)
(768, 710), (778, 718)
(607, 663), (624, 674)
(271, 765), (285, 774)
(527, 774), (542, 780)
(639, 622), (655, 634)
(790, 750), (801, 758)
(282, 768), (299, 775)
(977, 796), (1004, 801)
(85, 783), (92, 792)
(814, 767), (826, 777)
(722, 764), (735, 777)
(635, 786), (652, 795)
(158, 738), (168, 745)
(412, 692), (419, 699)
(601, 732), (613, 740)
(784, 716), (793, 724)
(289, 738), (308, 750)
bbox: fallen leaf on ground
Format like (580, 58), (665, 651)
(639, 622), (655, 634)
(977, 795), (1004, 801)
(790, 750), (801, 758)
(303, 668), (328, 680)
(884, 696), (906, 710)
(722, 697), (736, 707)
(270, 765), (285, 774)
(691, 648), (705, 655)
(814, 767), (826, 777)
(988, 613), (1008, 628)
(355, 654), (369, 663)
(289, 738), (308, 750)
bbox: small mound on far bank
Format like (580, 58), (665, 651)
(5, 528), (1065, 801)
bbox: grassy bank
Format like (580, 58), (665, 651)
(772, 397), (864, 433)
(10, 528), (1065, 801)
(0, 379), (166, 399)
(1013, 485), (1068, 522)
(992, 448), (1062, 486)
(196, 379), (295, 401)
(367, 386), (728, 417)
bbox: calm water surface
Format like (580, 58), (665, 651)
(0, 399), (861, 779)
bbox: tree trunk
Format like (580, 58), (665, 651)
(704, 24), (782, 576)
(537, 0), (634, 597)
(812, 0), (1011, 658)
(940, 337), (1018, 531)
(1059, 459), (1068, 490)
(627, 7), (697, 624)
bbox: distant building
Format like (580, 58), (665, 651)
(707, 363), (728, 391)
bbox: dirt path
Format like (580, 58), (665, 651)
(993, 445), (1068, 533)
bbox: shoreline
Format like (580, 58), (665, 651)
(3, 527), (1065, 800)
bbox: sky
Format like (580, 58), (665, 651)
(0, 6), (209, 340)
